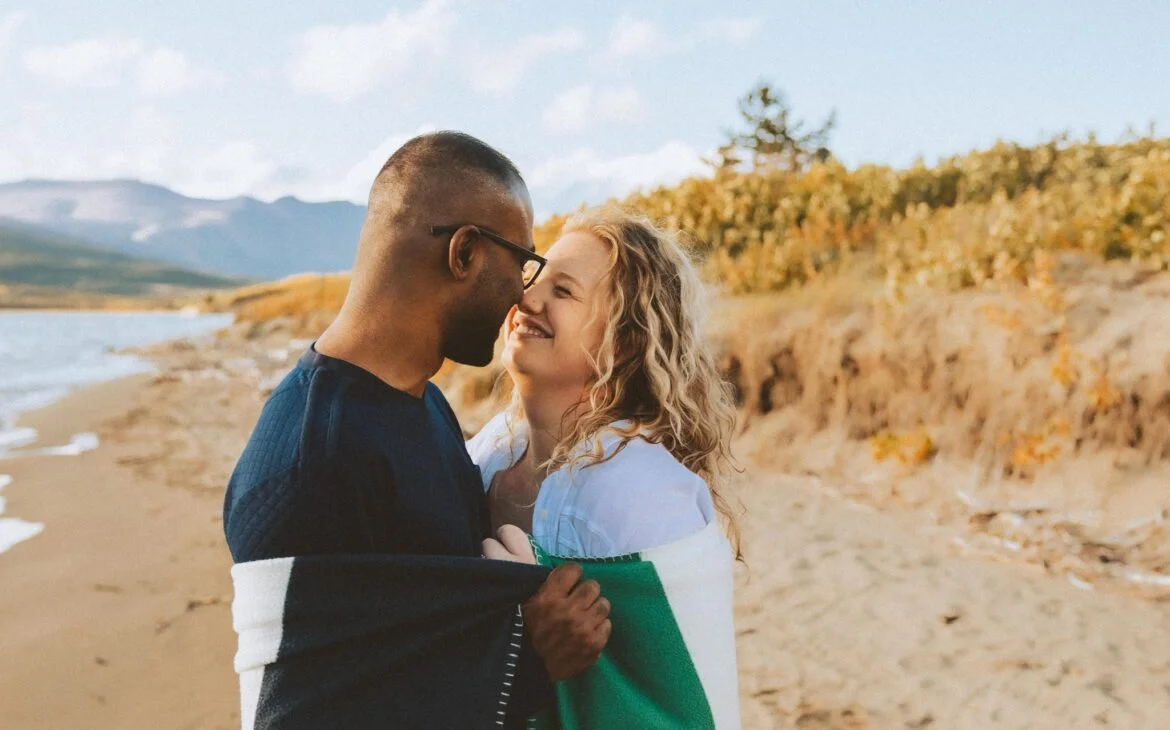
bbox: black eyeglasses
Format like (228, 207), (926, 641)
(430, 224), (547, 289)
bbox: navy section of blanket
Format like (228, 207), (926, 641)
(252, 554), (550, 729)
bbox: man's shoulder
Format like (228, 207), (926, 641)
(422, 381), (465, 435)
(233, 364), (373, 486)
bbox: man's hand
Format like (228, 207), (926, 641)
(523, 562), (611, 682)
(482, 525), (537, 564)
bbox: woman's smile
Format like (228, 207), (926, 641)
(509, 312), (554, 340)
(513, 324), (551, 339)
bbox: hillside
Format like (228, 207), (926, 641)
(0, 220), (242, 307)
(537, 134), (1170, 298)
(204, 134), (1170, 603)
(0, 180), (365, 279)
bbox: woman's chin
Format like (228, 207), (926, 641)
(502, 347), (552, 385)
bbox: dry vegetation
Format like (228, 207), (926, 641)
(209, 134), (1170, 599)
(539, 134), (1170, 296)
(202, 273), (350, 335)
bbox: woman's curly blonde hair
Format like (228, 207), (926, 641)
(509, 205), (740, 552)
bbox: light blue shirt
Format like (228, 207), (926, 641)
(466, 412), (715, 558)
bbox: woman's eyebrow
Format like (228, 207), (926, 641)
(554, 271), (583, 287)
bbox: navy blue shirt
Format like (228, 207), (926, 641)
(223, 347), (550, 722)
(224, 347), (488, 561)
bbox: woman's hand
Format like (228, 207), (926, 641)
(482, 524), (537, 564)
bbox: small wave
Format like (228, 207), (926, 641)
(0, 432), (101, 460)
(0, 518), (45, 554)
(0, 427), (39, 452)
(36, 432), (100, 457)
(0, 473), (44, 554)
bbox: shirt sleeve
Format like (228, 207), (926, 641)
(568, 445), (715, 558)
(225, 456), (387, 562)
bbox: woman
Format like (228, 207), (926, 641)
(469, 206), (741, 729)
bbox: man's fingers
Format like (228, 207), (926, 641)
(496, 525), (535, 564)
(587, 596), (611, 630)
(541, 562), (583, 598)
(568, 577), (601, 608)
(597, 618), (613, 647)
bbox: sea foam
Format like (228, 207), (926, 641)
(0, 311), (232, 555)
(0, 474), (45, 554)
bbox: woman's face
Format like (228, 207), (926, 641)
(502, 231), (612, 391)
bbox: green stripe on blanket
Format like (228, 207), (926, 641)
(530, 522), (740, 730)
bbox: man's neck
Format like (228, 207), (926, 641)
(314, 304), (443, 398)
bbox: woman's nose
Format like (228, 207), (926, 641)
(518, 285), (544, 313)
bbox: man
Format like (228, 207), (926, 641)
(223, 131), (610, 727)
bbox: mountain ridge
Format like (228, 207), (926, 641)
(0, 218), (244, 304)
(0, 179), (367, 279)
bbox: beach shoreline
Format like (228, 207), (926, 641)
(0, 367), (245, 729)
(1, 332), (1169, 729)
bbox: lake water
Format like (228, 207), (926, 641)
(0, 310), (233, 553)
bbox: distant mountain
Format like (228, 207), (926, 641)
(0, 219), (242, 298)
(0, 180), (366, 279)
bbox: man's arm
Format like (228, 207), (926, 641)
(225, 460), (376, 562)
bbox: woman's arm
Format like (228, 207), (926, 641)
(568, 443), (715, 557)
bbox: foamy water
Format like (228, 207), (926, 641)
(0, 310), (233, 554)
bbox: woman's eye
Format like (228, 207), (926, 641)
(554, 286), (573, 297)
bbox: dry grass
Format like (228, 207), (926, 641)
(719, 256), (1170, 472)
(205, 273), (350, 322)
(196, 133), (1170, 597)
(537, 135), (1170, 295)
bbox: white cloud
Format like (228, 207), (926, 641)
(598, 15), (764, 63)
(700, 17), (764, 43)
(541, 84), (645, 134)
(184, 141), (283, 198)
(601, 15), (674, 61)
(135, 47), (217, 97)
(288, 0), (456, 103)
(22, 37), (214, 95)
(0, 11), (28, 77)
(334, 125), (437, 203)
(0, 102), (300, 201)
(23, 37), (143, 87)
(0, 101), (444, 204)
(468, 28), (585, 94)
(527, 140), (708, 217)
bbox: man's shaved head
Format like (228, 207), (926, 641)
(344, 131), (536, 368)
(373, 130), (524, 205)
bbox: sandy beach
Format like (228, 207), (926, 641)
(2, 329), (1170, 729)
(0, 344), (255, 729)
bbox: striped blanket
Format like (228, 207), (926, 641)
(528, 522), (740, 729)
(230, 524), (739, 729)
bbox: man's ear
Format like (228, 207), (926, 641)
(447, 227), (478, 281)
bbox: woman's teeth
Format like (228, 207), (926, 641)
(515, 324), (550, 338)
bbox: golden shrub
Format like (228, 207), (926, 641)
(532, 135), (1170, 295)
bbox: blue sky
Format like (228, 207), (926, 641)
(1, 1), (1168, 216)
